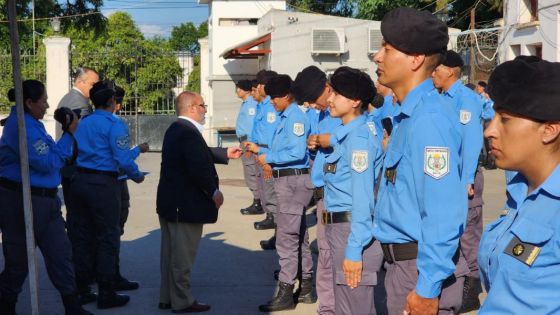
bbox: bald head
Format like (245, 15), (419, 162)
(176, 91), (207, 125)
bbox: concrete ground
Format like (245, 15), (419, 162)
(6, 152), (507, 315)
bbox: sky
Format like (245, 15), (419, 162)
(99, 0), (209, 38)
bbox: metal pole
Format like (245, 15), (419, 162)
(7, 1), (40, 314)
(32, 0), (36, 56)
(470, 8), (476, 83)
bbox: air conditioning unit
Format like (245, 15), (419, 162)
(311, 28), (347, 55)
(368, 28), (383, 54)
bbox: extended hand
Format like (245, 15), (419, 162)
(404, 290), (438, 315)
(262, 164), (273, 180)
(213, 190), (224, 209)
(227, 146), (243, 159)
(132, 174), (145, 184)
(317, 133), (331, 149)
(307, 135), (318, 150)
(467, 184), (474, 198)
(256, 154), (266, 166)
(244, 142), (260, 154)
(139, 142), (150, 153)
(342, 259), (362, 289)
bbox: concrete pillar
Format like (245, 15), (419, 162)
(199, 37), (215, 145)
(43, 36), (71, 138)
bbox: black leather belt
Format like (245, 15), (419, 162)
(313, 186), (324, 201)
(257, 143), (268, 149)
(238, 135), (248, 142)
(381, 243), (418, 264)
(322, 211), (351, 224)
(77, 167), (118, 178)
(272, 168), (309, 178)
(0, 178), (58, 198)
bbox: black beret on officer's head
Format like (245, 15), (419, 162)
(236, 80), (252, 92)
(265, 74), (293, 99)
(256, 70), (278, 85)
(90, 80), (116, 108)
(330, 66), (376, 107)
(381, 7), (449, 55)
(488, 56), (560, 121)
(441, 50), (464, 68)
(114, 86), (125, 104)
(292, 66), (327, 104)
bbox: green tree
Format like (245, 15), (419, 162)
(287, 0), (354, 16)
(169, 21), (208, 53)
(186, 55), (200, 93)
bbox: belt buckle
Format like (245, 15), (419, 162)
(295, 169), (301, 176)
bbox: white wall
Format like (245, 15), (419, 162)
(499, 0), (560, 62)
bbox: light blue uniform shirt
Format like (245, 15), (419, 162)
(250, 96), (280, 148)
(235, 96), (258, 138)
(365, 111), (385, 146)
(373, 79), (466, 298)
(380, 94), (398, 120)
(324, 115), (383, 261)
(442, 81), (484, 185)
(0, 107), (73, 188)
(478, 166), (560, 314)
(75, 109), (142, 180)
(481, 97), (495, 120)
(310, 109), (342, 188)
(263, 103), (310, 170)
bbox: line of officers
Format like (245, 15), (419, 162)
(234, 8), (560, 315)
(0, 76), (148, 314)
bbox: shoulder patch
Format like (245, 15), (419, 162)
(351, 150), (368, 173)
(267, 112), (276, 123)
(460, 110), (471, 124)
(116, 134), (129, 150)
(293, 123), (304, 136)
(248, 107), (256, 116)
(33, 139), (49, 155)
(424, 147), (449, 179)
(366, 122), (377, 136)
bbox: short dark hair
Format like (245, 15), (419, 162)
(477, 81), (487, 88)
(8, 80), (46, 114)
(115, 86), (125, 104)
(73, 67), (98, 82)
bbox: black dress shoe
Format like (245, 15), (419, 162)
(159, 302), (172, 309)
(172, 301), (211, 313)
(114, 277), (140, 291)
(240, 199), (264, 215)
(260, 235), (276, 250)
(254, 213), (276, 230)
(78, 291), (97, 305)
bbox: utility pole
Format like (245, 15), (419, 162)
(470, 7), (476, 83)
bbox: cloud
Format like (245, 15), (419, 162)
(102, 9), (118, 18)
(138, 24), (167, 38)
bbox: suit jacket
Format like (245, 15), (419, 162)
(58, 89), (92, 117)
(156, 118), (228, 224)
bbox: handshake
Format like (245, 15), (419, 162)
(307, 133), (332, 151)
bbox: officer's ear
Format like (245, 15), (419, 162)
(409, 54), (426, 72)
(541, 121), (560, 146)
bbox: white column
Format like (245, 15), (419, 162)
(43, 36), (70, 138)
(199, 37), (215, 145)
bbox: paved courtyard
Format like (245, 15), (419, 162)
(5, 152), (507, 314)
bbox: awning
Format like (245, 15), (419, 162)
(220, 33), (271, 59)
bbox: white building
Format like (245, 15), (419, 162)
(499, 0), (560, 62)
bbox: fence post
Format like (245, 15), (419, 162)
(43, 36), (71, 139)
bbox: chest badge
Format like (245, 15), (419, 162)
(351, 151), (368, 173)
(460, 110), (472, 124)
(512, 244), (524, 256)
(504, 235), (542, 266)
(424, 147), (449, 179)
(267, 112), (276, 123)
(324, 163), (337, 174)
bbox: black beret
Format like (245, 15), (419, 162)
(441, 50), (464, 68)
(90, 81), (115, 107)
(54, 107), (75, 131)
(329, 66), (376, 105)
(381, 7), (448, 55)
(488, 56), (560, 121)
(251, 79), (258, 88)
(292, 66), (327, 104)
(236, 80), (252, 92)
(115, 85), (125, 104)
(256, 70), (278, 85)
(265, 74), (293, 99)
(371, 93), (385, 109)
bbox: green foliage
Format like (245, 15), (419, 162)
(186, 55), (201, 93)
(169, 21), (208, 53)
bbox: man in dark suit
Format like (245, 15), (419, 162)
(157, 91), (242, 313)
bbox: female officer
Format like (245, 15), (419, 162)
(0, 80), (91, 314)
(323, 67), (384, 315)
(479, 56), (560, 314)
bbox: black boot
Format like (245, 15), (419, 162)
(62, 294), (94, 315)
(459, 276), (482, 313)
(260, 235), (276, 250)
(114, 265), (139, 291)
(294, 278), (317, 304)
(258, 282), (295, 312)
(240, 199), (264, 215)
(97, 280), (130, 309)
(254, 213), (276, 230)
(0, 295), (17, 315)
(77, 277), (97, 305)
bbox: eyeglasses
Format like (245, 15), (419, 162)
(195, 103), (208, 109)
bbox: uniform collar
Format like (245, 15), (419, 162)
(507, 165), (560, 207)
(259, 96), (271, 106)
(399, 78), (434, 117)
(334, 115), (366, 141)
(444, 80), (462, 98)
(93, 109), (113, 117)
(280, 102), (298, 118)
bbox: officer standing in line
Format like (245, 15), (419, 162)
(112, 86), (148, 292)
(0, 80), (92, 315)
(71, 81), (145, 309)
(235, 80), (262, 215)
(245, 70), (280, 248)
(373, 8), (469, 315)
(292, 65), (340, 315)
(478, 56), (560, 314)
(431, 50), (485, 312)
(323, 67), (384, 315)
(247, 75), (315, 312)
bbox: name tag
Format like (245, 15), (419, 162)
(324, 163), (337, 174)
(385, 167), (397, 184)
(504, 235), (541, 266)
